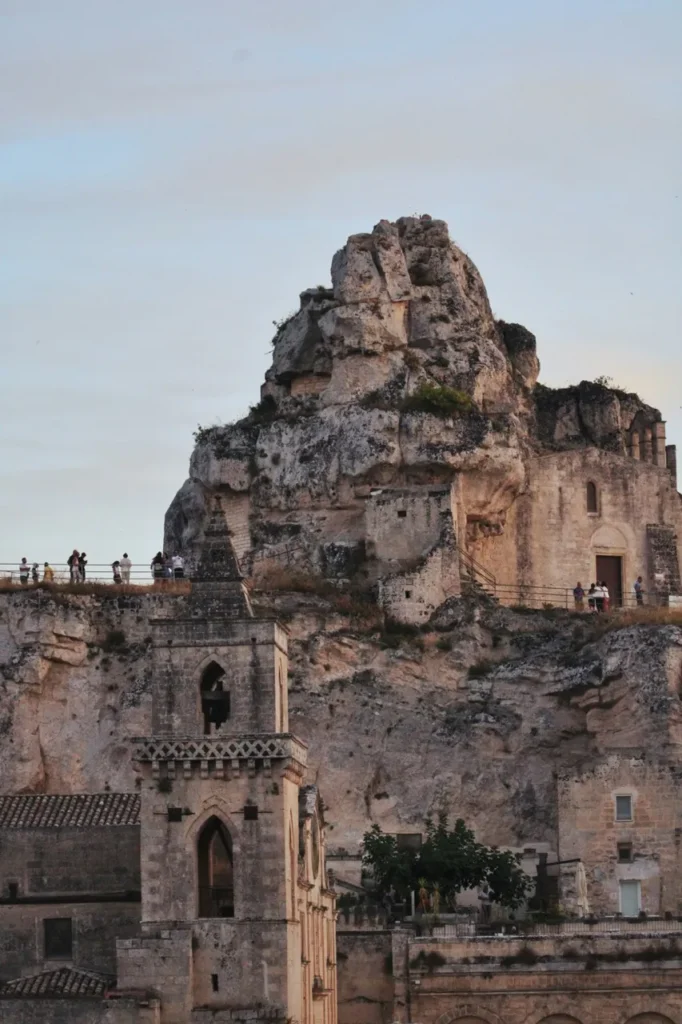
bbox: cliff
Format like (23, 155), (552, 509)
(1, 587), (681, 851)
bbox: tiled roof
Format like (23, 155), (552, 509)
(0, 967), (112, 998)
(0, 792), (140, 829)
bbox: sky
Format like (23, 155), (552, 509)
(1, 0), (681, 573)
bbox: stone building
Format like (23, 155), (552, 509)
(0, 501), (336, 1023)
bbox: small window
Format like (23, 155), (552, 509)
(405, 590), (412, 599)
(7, 882), (18, 900)
(395, 833), (422, 853)
(243, 805), (259, 821)
(167, 807), (183, 823)
(617, 842), (633, 863)
(211, 973), (219, 992)
(44, 918), (73, 959)
(397, 510), (407, 518)
(615, 795), (633, 821)
(586, 481), (598, 514)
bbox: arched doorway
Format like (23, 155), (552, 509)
(624, 1016), (677, 1024)
(197, 816), (234, 917)
(200, 662), (230, 734)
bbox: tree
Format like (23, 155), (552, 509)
(361, 813), (533, 910)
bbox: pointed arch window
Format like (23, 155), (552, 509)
(586, 481), (599, 514)
(200, 662), (230, 734)
(197, 817), (234, 917)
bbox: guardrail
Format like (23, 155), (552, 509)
(460, 578), (674, 611)
(0, 563), (185, 586)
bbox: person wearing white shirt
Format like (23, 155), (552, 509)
(171, 554), (185, 580)
(120, 553), (132, 584)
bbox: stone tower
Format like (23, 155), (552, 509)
(116, 499), (336, 1024)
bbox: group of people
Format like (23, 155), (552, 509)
(573, 576), (646, 612)
(17, 558), (54, 585)
(17, 552), (134, 585)
(150, 552), (185, 582)
(573, 581), (612, 613)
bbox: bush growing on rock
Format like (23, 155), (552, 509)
(401, 382), (476, 418)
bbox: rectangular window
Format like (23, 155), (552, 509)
(395, 833), (422, 852)
(617, 842), (633, 863)
(44, 918), (73, 959)
(405, 590), (412, 599)
(167, 807), (183, 822)
(619, 879), (641, 917)
(397, 510), (407, 518)
(243, 805), (259, 821)
(615, 795), (633, 821)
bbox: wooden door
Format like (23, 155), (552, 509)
(596, 555), (623, 606)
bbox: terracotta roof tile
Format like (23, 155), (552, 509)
(0, 793), (140, 829)
(0, 967), (112, 998)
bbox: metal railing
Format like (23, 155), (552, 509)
(0, 563), (188, 587)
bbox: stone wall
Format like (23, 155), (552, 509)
(0, 901), (140, 978)
(0, 999), (158, 1024)
(336, 929), (393, 1024)
(558, 756), (682, 916)
(0, 826), (140, 897)
(392, 930), (682, 1024)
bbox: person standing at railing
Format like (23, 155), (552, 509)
(593, 583), (604, 613)
(19, 558), (30, 585)
(601, 581), (610, 613)
(573, 582), (585, 611)
(587, 583), (597, 612)
(112, 560), (123, 584)
(120, 553), (132, 584)
(78, 552), (87, 582)
(634, 576), (644, 606)
(31, 563), (40, 585)
(43, 562), (54, 583)
(151, 552), (165, 584)
(67, 550), (80, 584)
(171, 553), (185, 580)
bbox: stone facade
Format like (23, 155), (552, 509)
(558, 756), (682, 918)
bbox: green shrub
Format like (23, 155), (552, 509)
(248, 394), (278, 425)
(401, 382), (476, 418)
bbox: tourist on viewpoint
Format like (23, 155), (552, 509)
(67, 549), (80, 583)
(42, 562), (54, 583)
(120, 552), (132, 583)
(151, 551), (165, 584)
(18, 558), (30, 585)
(31, 563), (40, 585)
(573, 582), (585, 611)
(78, 551), (87, 582)
(112, 560), (122, 584)
(171, 553), (185, 579)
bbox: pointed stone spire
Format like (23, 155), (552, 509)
(195, 496), (243, 581)
(192, 496), (253, 618)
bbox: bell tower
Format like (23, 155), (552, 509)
(116, 499), (309, 1023)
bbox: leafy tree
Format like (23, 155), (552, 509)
(361, 812), (533, 910)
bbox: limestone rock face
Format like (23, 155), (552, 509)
(2, 589), (681, 853)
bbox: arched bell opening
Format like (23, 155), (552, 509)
(200, 662), (230, 734)
(197, 816), (234, 918)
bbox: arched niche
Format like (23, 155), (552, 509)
(590, 523), (629, 551)
(536, 1017), (585, 1024)
(623, 1016), (677, 1024)
(197, 816), (234, 918)
(199, 660), (230, 734)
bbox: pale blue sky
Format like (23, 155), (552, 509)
(1, 0), (681, 571)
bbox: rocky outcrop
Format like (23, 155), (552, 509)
(165, 217), (535, 588)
